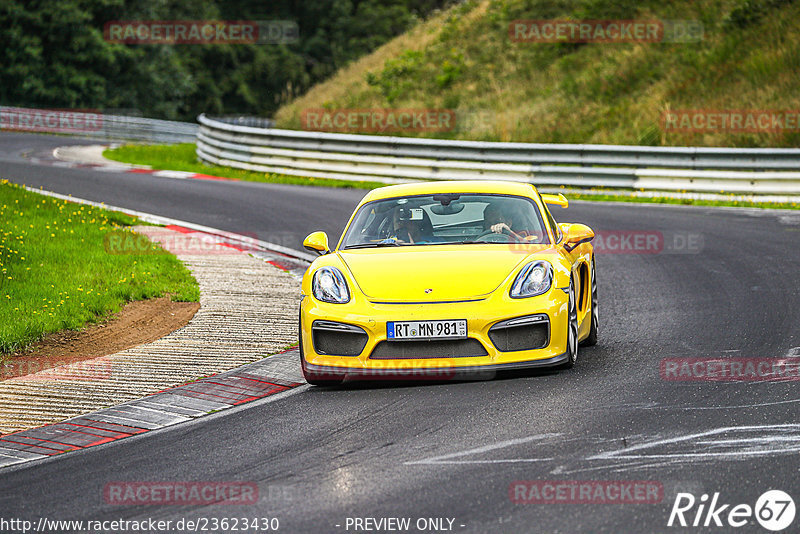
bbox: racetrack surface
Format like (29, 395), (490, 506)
(1, 132), (799, 533)
(0, 132), (365, 253)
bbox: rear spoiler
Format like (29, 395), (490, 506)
(541, 193), (568, 209)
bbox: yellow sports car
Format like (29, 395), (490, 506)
(299, 181), (597, 385)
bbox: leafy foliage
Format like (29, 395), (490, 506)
(0, 0), (450, 120)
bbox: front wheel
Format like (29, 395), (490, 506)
(559, 280), (579, 369)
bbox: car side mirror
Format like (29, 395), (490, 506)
(303, 231), (330, 255)
(563, 223), (595, 245)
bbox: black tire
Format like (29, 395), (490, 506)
(559, 280), (579, 369)
(581, 257), (598, 347)
(299, 313), (344, 386)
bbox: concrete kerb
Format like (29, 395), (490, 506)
(0, 190), (310, 468)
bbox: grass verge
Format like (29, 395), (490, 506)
(103, 143), (385, 190)
(558, 189), (800, 210)
(0, 179), (200, 354)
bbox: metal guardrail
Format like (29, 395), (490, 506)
(0, 106), (197, 144)
(96, 114), (197, 143)
(196, 114), (800, 194)
(207, 115), (275, 129)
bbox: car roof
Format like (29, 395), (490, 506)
(360, 180), (540, 204)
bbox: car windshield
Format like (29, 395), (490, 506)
(340, 193), (549, 249)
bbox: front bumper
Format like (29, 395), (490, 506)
(302, 352), (569, 380)
(300, 288), (570, 378)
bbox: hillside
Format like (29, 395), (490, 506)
(274, 0), (800, 147)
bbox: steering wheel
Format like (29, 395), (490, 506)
(473, 227), (521, 243)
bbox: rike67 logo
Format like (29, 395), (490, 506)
(668, 490), (795, 531)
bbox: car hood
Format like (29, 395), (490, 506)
(338, 245), (549, 302)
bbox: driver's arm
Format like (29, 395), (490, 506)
(491, 222), (525, 241)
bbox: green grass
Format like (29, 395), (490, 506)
(275, 0), (800, 148)
(0, 180), (199, 354)
(103, 143), (385, 190)
(559, 188), (800, 210)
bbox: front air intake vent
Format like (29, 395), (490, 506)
(488, 315), (549, 352)
(369, 339), (488, 359)
(312, 321), (368, 356)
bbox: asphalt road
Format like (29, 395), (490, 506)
(0, 132), (366, 252)
(1, 132), (800, 533)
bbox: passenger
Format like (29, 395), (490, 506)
(390, 207), (434, 244)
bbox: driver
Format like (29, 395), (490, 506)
(482, 204), (528, 242)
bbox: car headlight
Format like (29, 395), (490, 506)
(510, 261), (552, 298)
(312, 267), (350, 303)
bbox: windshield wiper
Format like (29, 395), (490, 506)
(343, 241), (401, 249)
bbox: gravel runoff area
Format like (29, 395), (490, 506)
(0, 226), (302, 436)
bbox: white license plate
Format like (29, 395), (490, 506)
(387, 320), (467, 340)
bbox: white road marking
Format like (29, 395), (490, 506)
(408, 424), (800, 471)
(405, 434), (560, 465)
(587, 424), (800, 461)
(152, 170), (195, 179)
(651, 398), (800, 411)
